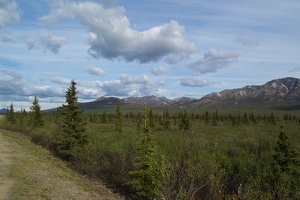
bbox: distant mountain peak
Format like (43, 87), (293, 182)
(80, 77), (300, 110)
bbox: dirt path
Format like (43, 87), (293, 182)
(0, 131), (15, 200)
(0, 129), (125, 200)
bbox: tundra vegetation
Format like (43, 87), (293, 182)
(1, 81), (299, 199)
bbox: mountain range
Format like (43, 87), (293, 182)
(80, 77), (300, 110)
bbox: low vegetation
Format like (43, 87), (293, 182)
(1, 80), (299, 199)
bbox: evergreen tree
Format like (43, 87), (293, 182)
(100, 112), (108, 123)
(54, 80), (88, 160)
(129, 104), (165, 199)
(6, 103), (16, 124)
(205, 111), (210, 125)
(163, 106), (171, 129)
(212, 111), (217, 126)
(178, 110), (191, 130)
(271, 116), (299, 199)
(115, 99), (123, 133)
(28, 96), (44, 128)
(243, 112), (249, 125)
(149, 107), (155, 128)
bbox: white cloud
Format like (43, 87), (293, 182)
(40, 32), (67, 53)
(151, 66), (167, 76)
(50, 76), (71, 85)
(0, 66), (25, 96)
(188, 48), (239, 74)
(99, 74), (165, 97)
(86, 66), (105, 76)
(23, 86), (65, 98)
(180, 77), (219, 87)
(0, 0), (20, 29)
(41, 1), (196, 63)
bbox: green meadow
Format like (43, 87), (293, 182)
(1, 106), (299, 199)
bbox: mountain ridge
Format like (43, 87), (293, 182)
(80, 77), (300, 110)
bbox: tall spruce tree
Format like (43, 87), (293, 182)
(178, 109), (191, 130)
(115, 99), (123, 133)
(163, 106), (171, 129)
(129, 104), (164, 199)
(28, 96), (44, 128)
(6, 103), (16, 124)
(55, 80), (88, 160)
(271, 116), (299, 199)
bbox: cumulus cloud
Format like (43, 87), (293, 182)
(86, 66), (105, 76)
(180, 77), (219, 87)
(151, 66), (167, 76)
(0, 0), (20, 29)
(41, 1), (195, 63)
(23, 86), (65, 98)
(50, 76), (71, 85)
(0, 66), (26, 97)
(95, 74), (166, 97)
(0, 66), (67, 102)
(40, 32), (67, 53)
(188, 48), (239, 74)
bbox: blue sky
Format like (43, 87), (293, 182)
(1, 0), (300, 110)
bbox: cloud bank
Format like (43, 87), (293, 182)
(86, 66), (105, 76)
(180, 77), (219, 87)
(188, 49), (239, 74)
(41, 1), (196, 63)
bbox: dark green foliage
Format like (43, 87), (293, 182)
(54, 80), (89, 160)
(115, 99), (123, 133)
(271, 117), (300, 199)
(178, 109), (191, 130)
(129, 104), (165, 199)
(101, 112), (108, 123)
(28, 96), (44, 129)
(212, 110), (218, 126)
(243, 112), (249, 125)
(2, 104), (300, 199)
(205, 111), (210, 125)
(149, 108), (155, 128)
(163, 106), (171, 129)
(6, 103), (16, 124)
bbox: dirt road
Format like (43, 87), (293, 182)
(0, 128), (124, 200)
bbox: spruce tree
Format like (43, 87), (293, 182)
(163, 106), (171, 129)
(55, 80), (88, 160)
(205, 111), (210, 125)
(6, 103), (16, 124)
(243, 112), (249, 125)
(271, 116), (299, 199)
(129, 104), (164, 199)
(178, 109), (191, 130)
(28, 96), (44, 128)
(115, 99), (123, 133)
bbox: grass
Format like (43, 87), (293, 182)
(1, 107), (300, 199)
(0, 129), (123, 200)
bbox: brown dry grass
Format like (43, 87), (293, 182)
(0, 129), (124, 200)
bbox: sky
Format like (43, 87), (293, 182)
(1, 0), (300, 110)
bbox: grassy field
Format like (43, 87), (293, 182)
(0, 129), (124, 200)
(1, 106), (299, 199)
